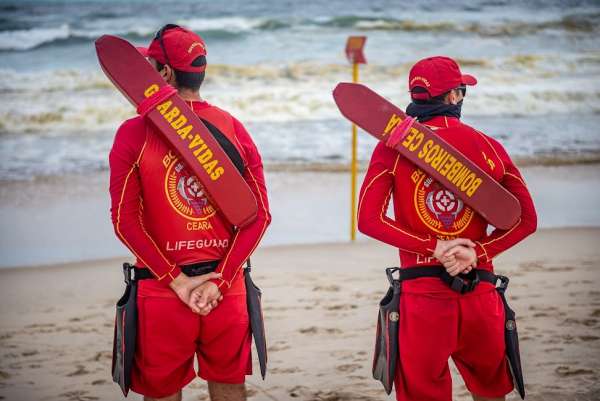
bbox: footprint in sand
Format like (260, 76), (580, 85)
(519, 261), (545, 272)
(59, 391), (99, 401)
(66, 364), (92, 377)
(298, 326), (342, 335)
(0, 332), (14, 341)
(270, 367), (300, 374)
(267, 342), (290, 352)
(288, 385), (310, 398)
(560, 334), (577, 344)
(68, 313), (103, 322)
(546, 266), (576, 272)
(562, 317), (598, 327)
(555, 366), (595, 377)
(325, 304), (358, 311)
(89, 351), (111, 362)
(313, 285), (341, 292)
(68, 324), (102, 334)
(24, 323), (55, 329)
(541, 338), (561, 345)
(308, 390), (379, 401)
(329, 350), (355, 360)
(298, 326), (318, 335)
(529, 305), (558, 311)
(336, 363), (362, 373)
(23, 324), (58, 334)
(579, 335), (600, 341)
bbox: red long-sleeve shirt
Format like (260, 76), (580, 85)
(358, 115), (537, 272)
(109, 100), (271, 292)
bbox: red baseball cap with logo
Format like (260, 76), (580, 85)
(137, 25), (207, 73)
(409, 56), (477, 100)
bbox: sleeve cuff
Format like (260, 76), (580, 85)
(159, 266), (182, 283)
(425, 236), (438, 256)
(474, 242), (489, 264)
(210, 277), (228, 292)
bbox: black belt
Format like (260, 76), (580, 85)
(386, 266), (507, 294)
(123, 261), (219, 283)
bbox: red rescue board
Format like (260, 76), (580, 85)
(96, 35), (257, 227)
(333, 82), (521, 230)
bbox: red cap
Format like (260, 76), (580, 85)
(137, 26), (207, 73)
(409, 56), (477, 100)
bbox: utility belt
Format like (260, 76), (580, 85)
(124, 260), (219, 283)
(372, 265), (525, 399)
(112, 259), (268, 396)
(388, 265), (504, 294)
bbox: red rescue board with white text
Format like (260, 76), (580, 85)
(333, 82), (520, 230)
(96, 35), (257, 227)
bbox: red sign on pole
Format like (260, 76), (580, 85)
(345, 36), (367, 64)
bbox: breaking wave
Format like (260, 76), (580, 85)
(2, 11), (599, 52)
(0, 17), (290, 52)
(318, 13), (600, 35)
(1, 51), (599, 126)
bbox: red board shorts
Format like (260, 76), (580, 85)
(130, 275), (251, 398)
(394, 280), (513, 401)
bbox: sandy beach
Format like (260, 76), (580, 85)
(1, 227), (599, 401)
(1, 2), (600, 400)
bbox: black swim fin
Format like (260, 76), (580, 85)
(245, 261), (267, 379)
(372, 267), (401, 395)
(112, 263), (138, 397)
(496, 276), (525, 399)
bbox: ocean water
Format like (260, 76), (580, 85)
(1, 0), (600, 181)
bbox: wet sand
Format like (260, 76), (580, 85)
(1, 163), (600, 268)
(1, 228), (599, 401)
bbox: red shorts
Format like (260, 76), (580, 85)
(395, 280), (513, 401)
(130, 275), (251, 398)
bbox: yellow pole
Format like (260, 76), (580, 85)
(350, 62), (359, 241)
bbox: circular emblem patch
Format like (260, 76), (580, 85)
(506, 320), (516, 331)
(413, 174), (473, 235)
(165, 159), (216, 221)
(389, 312), (400, 322)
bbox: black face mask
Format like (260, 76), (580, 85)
(406, 100), (463, 123)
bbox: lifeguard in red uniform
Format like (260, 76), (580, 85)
(358, 56), (537, 401)
(109, 25), (270, 401)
